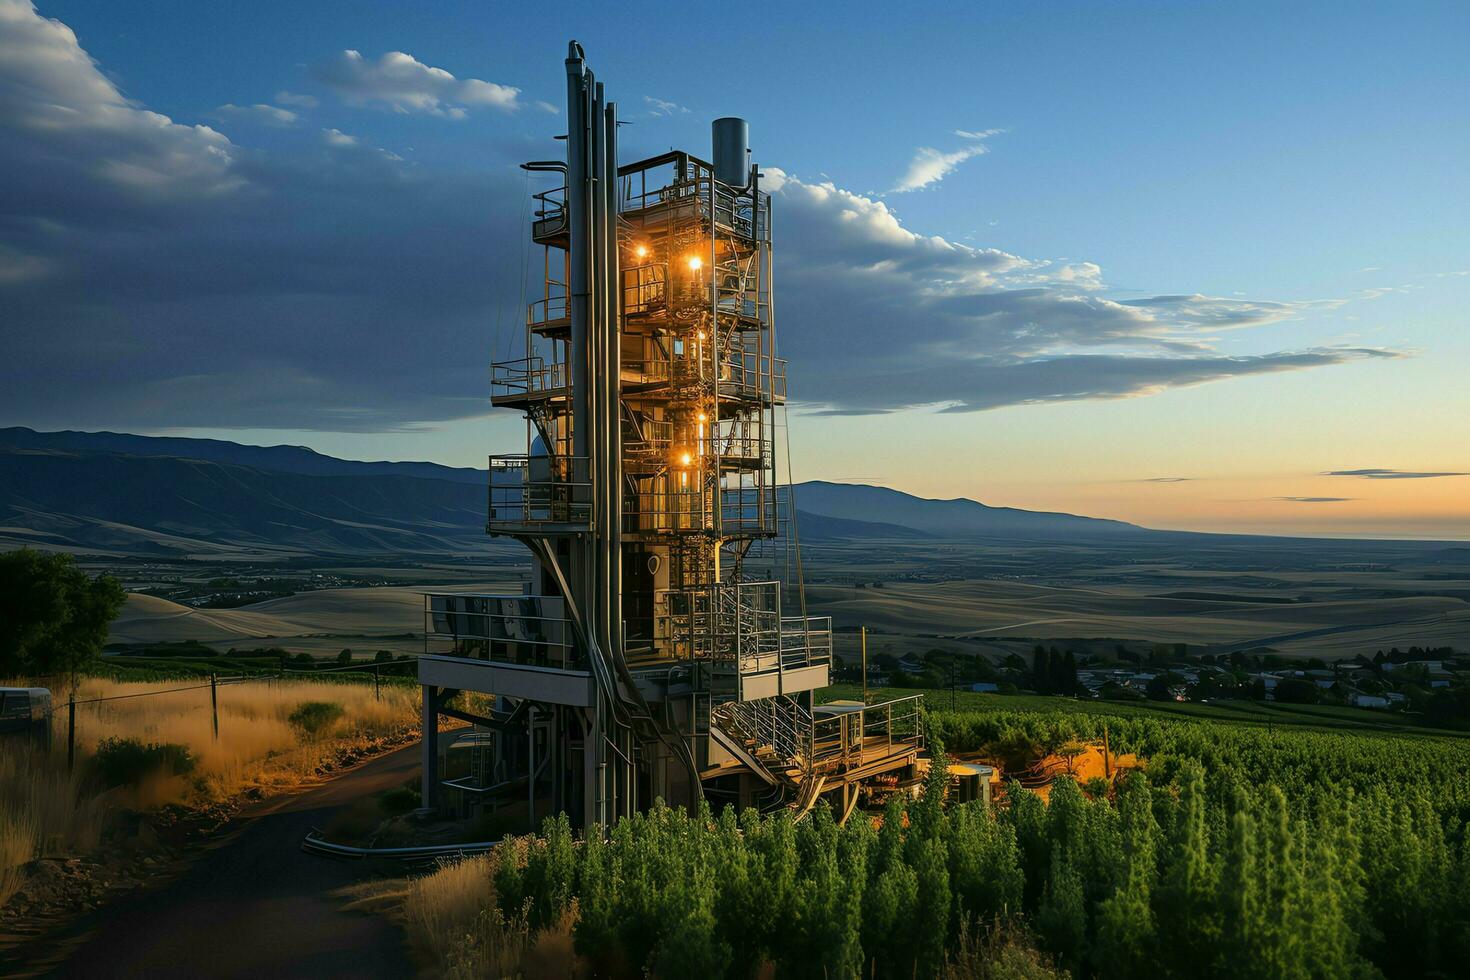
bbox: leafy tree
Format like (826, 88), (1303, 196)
(1035, 849), (1088, 971)
(1061, 650), (1080, 695)
(1032, 646), (1052, 694)
(864, 796), (920, 977)
(1156, 762), (1221, 976)
(336, 648), (353, 665)
(1145, 674), (1175, 702)
(0, 548), (126, 681)
(1092, 773), (1157, 978)
(1274, 677), (1320, 704)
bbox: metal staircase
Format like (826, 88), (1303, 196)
(708, 693), (923, 819)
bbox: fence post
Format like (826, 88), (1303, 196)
(210, 672), (219, 741)
(373, 663), (380, 701)
(860, 626), (868, 701)
(67, 689), (76, 773)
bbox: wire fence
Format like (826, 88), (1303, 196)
(38, 658), (422, 772)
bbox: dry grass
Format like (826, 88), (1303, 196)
(943, 919), (1068, 980)
(0, 745), (108, 905)
(0, 676), (418, 903)
(390, 848), (587, 979)
(60, 676), (419, 801)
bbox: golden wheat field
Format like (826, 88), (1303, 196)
(0, 677), (420, 905)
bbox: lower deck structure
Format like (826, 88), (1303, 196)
(418, 591), (923, 826)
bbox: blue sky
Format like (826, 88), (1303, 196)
(3, 0), (1468, 536)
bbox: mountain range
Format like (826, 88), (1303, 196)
(0, 426), (1420, 559)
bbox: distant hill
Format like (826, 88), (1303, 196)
(0, 444), (493, 557)
(789, 509), (935, 540)
(793, 481), (1142, 539)
(3, 427), (1451, 559)
(0, 427), (485, 486)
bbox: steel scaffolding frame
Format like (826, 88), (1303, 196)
(418, 41), (921, 831)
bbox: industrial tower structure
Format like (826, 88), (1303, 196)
(417, 42), (922, 828)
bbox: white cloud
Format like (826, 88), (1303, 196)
(892, 128), (1004, 193)
(313, 49), (520, 117)
(275, 90), (318, 108)
(0, 243), (51, 285)
(216, 102), (298, 127)
(644, 95), (688, 117)
(766, 169), (1400, 414)
(0, 1), (1408, 436)
(0, 0), (242, 206)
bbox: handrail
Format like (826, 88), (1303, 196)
(486, 454), (592, 528)
(423, 592), (579, 668)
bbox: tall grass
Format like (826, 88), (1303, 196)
(401, 850), (537, 979)
(0, 676), (418, 903)
(0, 746), (107, 905)
(58, 676), (419, 800)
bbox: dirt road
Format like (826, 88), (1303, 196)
(11, 744), (420, 979)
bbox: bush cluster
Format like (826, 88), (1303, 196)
(90, 737), (196, 789)
(487, 711), (1470, 978)
(287, 700), (344, 738)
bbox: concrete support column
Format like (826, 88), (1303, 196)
(420, 684), (438, 810)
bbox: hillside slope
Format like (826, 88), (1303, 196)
(794, 480), (1142, 538)
(0, 447), (491, 557)
(0, 427), (485, 485)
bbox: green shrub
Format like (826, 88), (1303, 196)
(472, 702), (1470, 980)
(91, 737), (196, 788)
(288, 700), (344, 738)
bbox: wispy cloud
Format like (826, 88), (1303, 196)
(763, 169), (1404, 415)
(215, 103), (298, 127)
(313, 50), (521, 117)
(321, 127), (357, 147)
(891, 128), (1003, 193)
(1273, 496), (1355, 503)
(643, 95), (688, 117)
(1324, 469), (1468, 480)
(1138, 477), (1192, 483)
(0, 0), (244, 207)
(274, 90), (318, 108)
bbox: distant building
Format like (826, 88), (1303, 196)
(1354, 694), (1389, 709)
(969, 682), (999, 693)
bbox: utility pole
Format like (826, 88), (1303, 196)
(860, 626), (868, 701)
(67, 689), (76, 773)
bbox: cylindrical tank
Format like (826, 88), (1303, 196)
(712, 117), (749, 187)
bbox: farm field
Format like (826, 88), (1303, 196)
(798, 533), (1470, 660)
(820, 684), (1470, 738)
(95, 537), (1470, 664)
(391, 696), (1470, 978)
